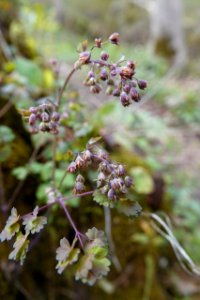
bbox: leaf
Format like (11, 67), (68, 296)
(56, 237), (80, 274)
(12, 167), (28, 180)
(75, 227), (110, 285)
(0, 207), (20, 241)
(22, 206), (47, 234)
(0, 126), (15, 143)
(117, 199), (142, 217)
(130, 167), (154, 194)
(9, 232), (30, 265)
(93, 190), (113, 208)
(85, 227), (107, 250)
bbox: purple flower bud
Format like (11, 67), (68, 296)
(124, 176), (132, 187)
(112, 88), (121, 97)
(29, 113), (36, 126)
(123, 84), (131, 94)
(120, 92), (130, 107)
(76, 174), (85, 183)
(109, 32), (120, 45)
(87, 70), (95, 79)
(68, 162), (77, 173)
(110, 178), (122, 190)
(120, 67), (134, 80)
(79, 51), (91, 64)
(127, 60), (136, 69)
(75, 155), (85, 168)
(101, 185), (108, 194)
(90, 84), (101, 94)
(107, 189), (116, 200)
(29, 107), (38, 114)
(100, 69), (108, 81)
(82, 149), (92, 161)
(100, 51), (109, 61)
(138, 79), (147, 90)
(110, 69), (117, 77)
(130, 88), (141, 102)
(73, 181), (85, 194)
(98, 172), (106, 182)
(117, 165), (125, 176)
(51, 111), (60, 122)
(41, 112), (50, 122)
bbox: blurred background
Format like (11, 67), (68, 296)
(0, 0), (200, 299)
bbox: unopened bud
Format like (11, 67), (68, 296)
(120, 92), (130, 107)
(79, 51), (91, 64)
(120, 67), (134, 80)
(112, 88), (121, 97)
(68, 162), (77, 173)
(100, 69), (108, 81)
(51, 111), (60, 122)
(130, 88), (141, 102)
(29, 113), (36, 126)
(107, 188), (116, 200)
(127, 60), (136, 69)
(138, 79), (147, 90)
(41, 112), (50, 123)
(109, 32), (120, 45)
(100, 51), (109, 61)
(124, 176), (132, 187)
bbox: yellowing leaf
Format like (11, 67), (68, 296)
(0, 207), (20, 241)
(9, 232), (29, 265)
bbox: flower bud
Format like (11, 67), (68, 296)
(107, 189), (116, 200)
(107, 79), (115, 86)
(110, 69), (117, 77)
(120, 92), (130, 107)
(127, 60), (136, 69)
(100, 51), (109, 61)
(42, 112), (50, 122)
(73, 181), (85, 194)
(51, 111), (60, 122)
(39, 122), (47, 132)
(106, 86), (113, 95)
(130, 88), (141, 102)
(79, 51), (91, 64)
(112, 88), (121, 97)
(95, 38), (102, 48)
(90, 84), (101, 94)
(75, 155), (85, 168)
(29, 113), (36, 126)
(101, 185), (108, 194)
(124, 176), (132, 187)
(117, 165), (125, 176)
(29, 107), (38, 114)
(138, 79), (147, 90)
(100, 69), (108, 81)
(123, 84), (131, 94)
(68, 162), (77, 173)
(110, 178), (122, 190)
(76, 174), (85, 183)
(87, 70), (95, 79)
(82, 149), (92, 161)
(120, 67), (134, 80)
(109, 32), (120, 45)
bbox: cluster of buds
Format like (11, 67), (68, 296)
(77, 33), (147, 107)
(28, 103), (60, 134)
(68, 146), (132, 201)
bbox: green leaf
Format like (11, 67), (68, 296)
(93, 190), (113, 208)
(0, 208), (20, 241)
(130, 167), (154, 194)
(0, 126), (15, 143)
(117, 199), (142, 217)
(12, 167), (28, 180)
(9, 232), (30, 265)
(22, 206), (47, 234)
(75, 227), (110, 285)
(56, 237), (80, 274)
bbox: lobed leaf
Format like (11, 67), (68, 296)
(93, 190), (113, 208)
(9, 232), (30, 265)
(0, 207), (20, 241)
(22, 206), (47, 234)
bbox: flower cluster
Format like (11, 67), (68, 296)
(78, 33), (147, 107)
(68, 144), (132, 202)
(28, 103), (60, 134)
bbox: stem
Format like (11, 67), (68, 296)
(56, 67), (77, 108)
(58, 197), (84, 249)
(0, 101), (12, 119)
(51, 136), (57, 188)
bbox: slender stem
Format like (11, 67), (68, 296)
(56, 67), (77, 108)
(58, 197), (84, 249)
(51, 136), (57, 188)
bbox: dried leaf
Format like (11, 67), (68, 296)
(0, 207), (20, 241)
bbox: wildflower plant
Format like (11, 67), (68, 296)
(0, 33), (148, 285)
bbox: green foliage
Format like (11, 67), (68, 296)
(0, 126), (15, 162)
(93, 190), (113, 207)
(56, 237), (80, 274)
(130, 167), (154, 194)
